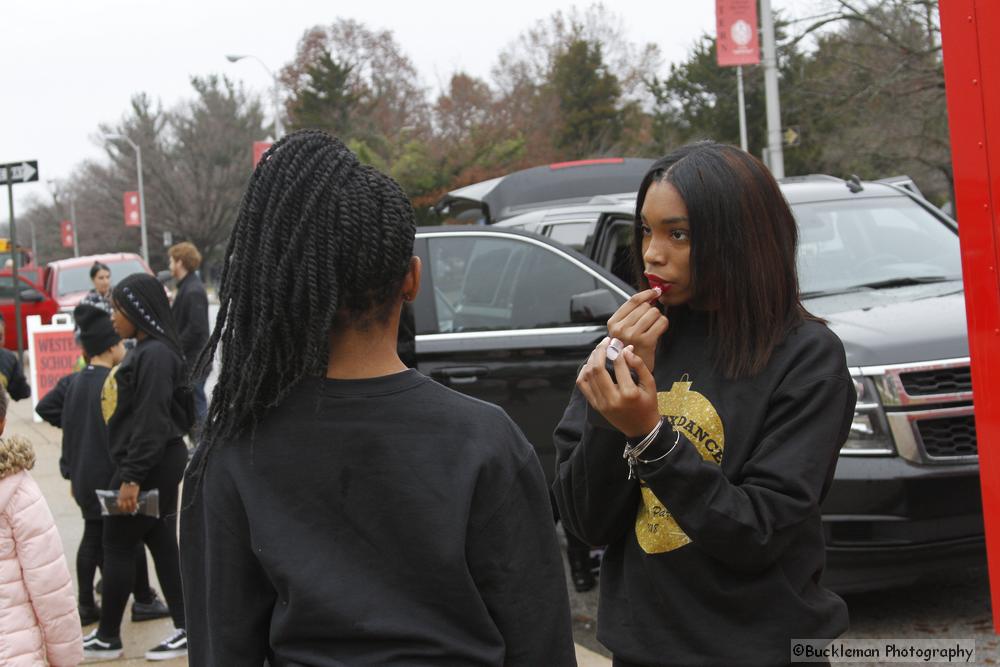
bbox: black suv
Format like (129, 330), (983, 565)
(413, 173), (983, 593)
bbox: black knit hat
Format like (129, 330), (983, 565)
(74, 304), (120, 357)
(112, 273), (186, 362)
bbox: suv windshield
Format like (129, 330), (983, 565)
(57, 259), (148, 297)
(793, 196), (962, 296)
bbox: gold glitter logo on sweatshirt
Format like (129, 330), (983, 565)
(635, 375), (725, 554)
(101, 365), (119, 424)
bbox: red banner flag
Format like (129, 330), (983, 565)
(716, 0), (760, 67)
(60, 220), (74, 248)
(253, 141), (273, 168)
(123, 191), (141, 227)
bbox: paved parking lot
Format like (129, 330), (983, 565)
(561, 530), (998, 664)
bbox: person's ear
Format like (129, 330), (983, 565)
(401, 256), (422, 302)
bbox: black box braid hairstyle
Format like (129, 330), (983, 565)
(190, 130), (415, 472)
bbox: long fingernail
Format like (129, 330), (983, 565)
(653, 286), (662, 296)
(607, 337), (624, 360)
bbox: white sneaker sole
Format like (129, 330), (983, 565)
(83, 647), (123, 659)
(145, 647), (187, 661)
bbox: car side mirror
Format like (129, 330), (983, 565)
(19, 287), (44, 303)
(570, 289), (619, 324)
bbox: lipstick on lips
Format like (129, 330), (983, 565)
(644, 273), (671, 301)
(644, 273), (670, 291)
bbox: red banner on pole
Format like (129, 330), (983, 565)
(253, 141), (273, 168)
(123, 191), (140, 227)
(60, 220), (73, 248)
(716, 0), (760, 67)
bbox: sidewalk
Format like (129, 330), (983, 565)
(10, 395), (610, 666)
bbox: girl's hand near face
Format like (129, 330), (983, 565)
(606, 288), (669, 372)
(577, 338), (661, 439)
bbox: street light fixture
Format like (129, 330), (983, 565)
(102, 134), (149, 264)
(225, 53), (284, 139)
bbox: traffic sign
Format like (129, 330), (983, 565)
(783, 126), (801, 147)
(0, 161), (39, 185)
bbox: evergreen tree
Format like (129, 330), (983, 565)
(287, 50), (358, 138)
(551, 39), (623, 157)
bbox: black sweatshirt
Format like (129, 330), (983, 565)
(180, 370), (575, 667)
(106, 337), (187, 485)
(552, 306), (855, 666)
(0, 348), (31, 400)
(171, 271), (209, 365)
(36, 366), (116, 519)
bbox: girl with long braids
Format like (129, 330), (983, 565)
(179, 130), (574, 665)
(82, 272), (193, 661)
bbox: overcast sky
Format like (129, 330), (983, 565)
(1, 0), (817, 219)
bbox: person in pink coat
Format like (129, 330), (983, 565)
(0, 389), (83, 666)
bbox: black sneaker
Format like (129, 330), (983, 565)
(132, 591), (170, 622)
(83, 629), (123, 659)
(78, 603), (100, 626)
(145, 628), (187, 661)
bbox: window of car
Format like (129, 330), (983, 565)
(56, 259), (148, 297)
(429, 235), (601, 333)
(793, 196), (962, 294)
(543, 221), (594, 252)
(597, 218), (635, 285)
(0, 275), (37, 301)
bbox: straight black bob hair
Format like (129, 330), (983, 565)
(632, 141), (818, 379)
(90, 261), (111, 279)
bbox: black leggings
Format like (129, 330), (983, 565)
(77, 519), (153, 607)
(98, 441), (187, 640)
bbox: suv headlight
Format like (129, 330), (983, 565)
(840, 376), (895, 455)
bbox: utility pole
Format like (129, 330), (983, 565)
(103, 134), (150, 264)
(760, 0), (785, 178)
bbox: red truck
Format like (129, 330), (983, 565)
(0, 253), (154, 350)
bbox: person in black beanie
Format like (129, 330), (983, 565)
(81, 273), (192, 661)
(36, 304), (170, 628)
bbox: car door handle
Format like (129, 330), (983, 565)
(434, 366), (489, 385)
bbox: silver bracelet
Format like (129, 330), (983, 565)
(623, 417), (665, 460)
(623, 417), (670, 479)
(636, 431), (681, 464)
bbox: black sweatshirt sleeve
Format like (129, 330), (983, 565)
(639, 373), (855, 573)
(35, 373), (71, 428)
(6, 355), (31, 400)
(119, 346), (179, 484)
(465, 420), (576, 667)
(37, 373), (73, 479)
(180, 450), (274, 666)
(178, 288), (209, 363)
(551, 387), (639, 547)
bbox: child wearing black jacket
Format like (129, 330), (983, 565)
(552, 143), (855, 666)
(81, 275), (192, 661)
(36, 304), (169, 628)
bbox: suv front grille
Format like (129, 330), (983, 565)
(900, 366), (972, 396)
(917, 415), (978, 458)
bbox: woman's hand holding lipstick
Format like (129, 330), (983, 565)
(605, 287), (670, 373)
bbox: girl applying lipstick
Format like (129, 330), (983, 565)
(552, 141), (856, 666)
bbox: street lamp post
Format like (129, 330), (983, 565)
(103, 134), (149, 264)
(47, 179), (79, 258)
(225, 54), (284, 139)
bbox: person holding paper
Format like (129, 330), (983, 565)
(81, 273), (192, 661)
